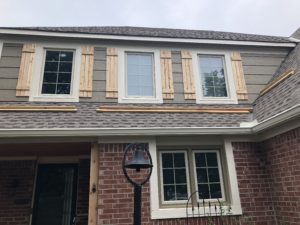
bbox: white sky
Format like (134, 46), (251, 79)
(0, 0), (299, 37)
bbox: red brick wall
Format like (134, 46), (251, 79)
(0, 160), (36, 225)
(262, 127), (300, 224)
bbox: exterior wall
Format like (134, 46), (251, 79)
(262, 127), (300, 224)
(0, 160), (36, 225)
(0, 43), (28, 102)
(0, 39), (290, 104)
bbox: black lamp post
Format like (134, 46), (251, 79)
(122, 143), (153, 225)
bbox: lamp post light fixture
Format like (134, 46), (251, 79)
(122, 143), (153, 225)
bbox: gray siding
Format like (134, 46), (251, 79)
(241, 51), (287, 103)
(80, 47), (117, 103)
(0, 43), (27, 102)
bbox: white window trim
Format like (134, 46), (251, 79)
(0, 40), (3, 60)
(191, 50), (238, 104)
(150, 138), (242, 219)
(29, 43), (82, 102)
(159, 150), (191, 205)
(118, 47), (163, 104)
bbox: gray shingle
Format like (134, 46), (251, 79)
(0, 26), (292, 43)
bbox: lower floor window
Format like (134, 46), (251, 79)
(160, 149), (225, 205)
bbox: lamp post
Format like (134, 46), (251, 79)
(122, 143), (153, 225)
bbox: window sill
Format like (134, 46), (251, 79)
(118, 97), (163, 104)
(196, 97), (238, 105)
(151, 205), (242, 220)
(29, 95), (79, 103)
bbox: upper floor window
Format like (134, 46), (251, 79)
(193, 51), (237, 104)
(119, 48), (162, 103)
(30, 44), (81, 102)
(42, 50), (74, 95)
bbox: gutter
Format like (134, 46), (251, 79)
(0, 29), (296, 48)
(0, 104), (299, 138)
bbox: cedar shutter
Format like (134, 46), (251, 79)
(79, 46), (94, 98)
(106, 48), (118, 98)
(181, 50), (196, 99)
(160, 50), (174, 99)
(231, 52), (248, 100)
(16, 43), (36, 96)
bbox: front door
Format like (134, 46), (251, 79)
(32, 164), (78, 225)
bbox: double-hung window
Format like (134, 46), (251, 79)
(30, 44), (81, 102)
(119, 48), (162, 103)
(193, 51), (237, 104)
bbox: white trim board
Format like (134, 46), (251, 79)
(0, 29), (296, 48)
(0, 40), (3, 59)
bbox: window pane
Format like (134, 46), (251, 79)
(198, 55), (228, 97)
(164, 185), (175, 201)
(208, 168), (220, 182)
(42, 84), (56, 94)
(56, 84), (70, 94)
(176, 185), (188, 200)
(162, 153), (173, 168)
(126, 53), (154, 97)
(210, 183), (222, 198)
(174, 153), (185, 167)
(198, 184), (209, 199)
(163, 169), (174, 184)
(43, 72), (58, 83)
(42, 50), (73, 95)
(195, 153), (206, 167)
(196, 168), (208, 183)
(175, 169), (187, 183)
(206, 153), (218, 166)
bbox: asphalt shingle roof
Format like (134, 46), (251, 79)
(1, 26), (292, 43)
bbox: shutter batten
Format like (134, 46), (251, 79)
(106, 48), (118, 98)
(80, 46), (94, 98)
(181, 50), (196, 99)
(16, 43), (36, 97)
(231, 52), (248, 100)
(160, 50), (174, 99)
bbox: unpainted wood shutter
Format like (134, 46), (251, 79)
(231, 52), (248, 100)
(181, 50), (196, 99)
(106, 48), (118, 98)
(79, 46), (94, 98)
(160, 50), (174, 99)
(16, 43), (36, 96)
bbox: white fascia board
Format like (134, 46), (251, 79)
(0, 29), (296, 48)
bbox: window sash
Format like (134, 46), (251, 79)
(159, 150), (190, 204)
(192, 150), (225, 202)
(40, 49), (75, 96)
(198, 55), (229, 98)
(125, 52), (155, 98)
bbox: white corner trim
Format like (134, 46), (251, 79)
(0, 40), (3, 60)
(149, 138), (243, 220)
(288, 37), (300, 43)
(240, 120), (258, 128)
(118, 47), (163, 104)
(191, 50), (238, 104)
(29, 42), (82, 102)
(0, 29), (296, 48)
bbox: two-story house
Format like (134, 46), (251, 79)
(0, 26), (299, 225)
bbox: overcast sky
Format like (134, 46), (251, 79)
(0, 0), (299, 37)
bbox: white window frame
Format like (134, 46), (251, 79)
(29, 43), (82, 102)
(0, 40), (3, 60)
(159, 150), (191, 205)
(191, 50), (238, 104)
(118, 47), (163, 103)
(150, 139), (242, 219)
(192, 150), (226, 202)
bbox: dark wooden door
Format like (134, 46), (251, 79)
(32, 164), (78, 225)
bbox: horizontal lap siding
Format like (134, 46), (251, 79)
(0, 43), (27, 101)
(241, 51), (287, 103)
(80, 47), (117, 103)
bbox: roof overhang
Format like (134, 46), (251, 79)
(0, 104), (298, 139)
(0, 29), (296, 47)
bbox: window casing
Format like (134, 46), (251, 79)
(0, 41), (3, 60)
(118, 48), (162, 103)
(159, 149), (225, 207)
(30, 43), (81, 102)
(192, 50), (237, 104)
